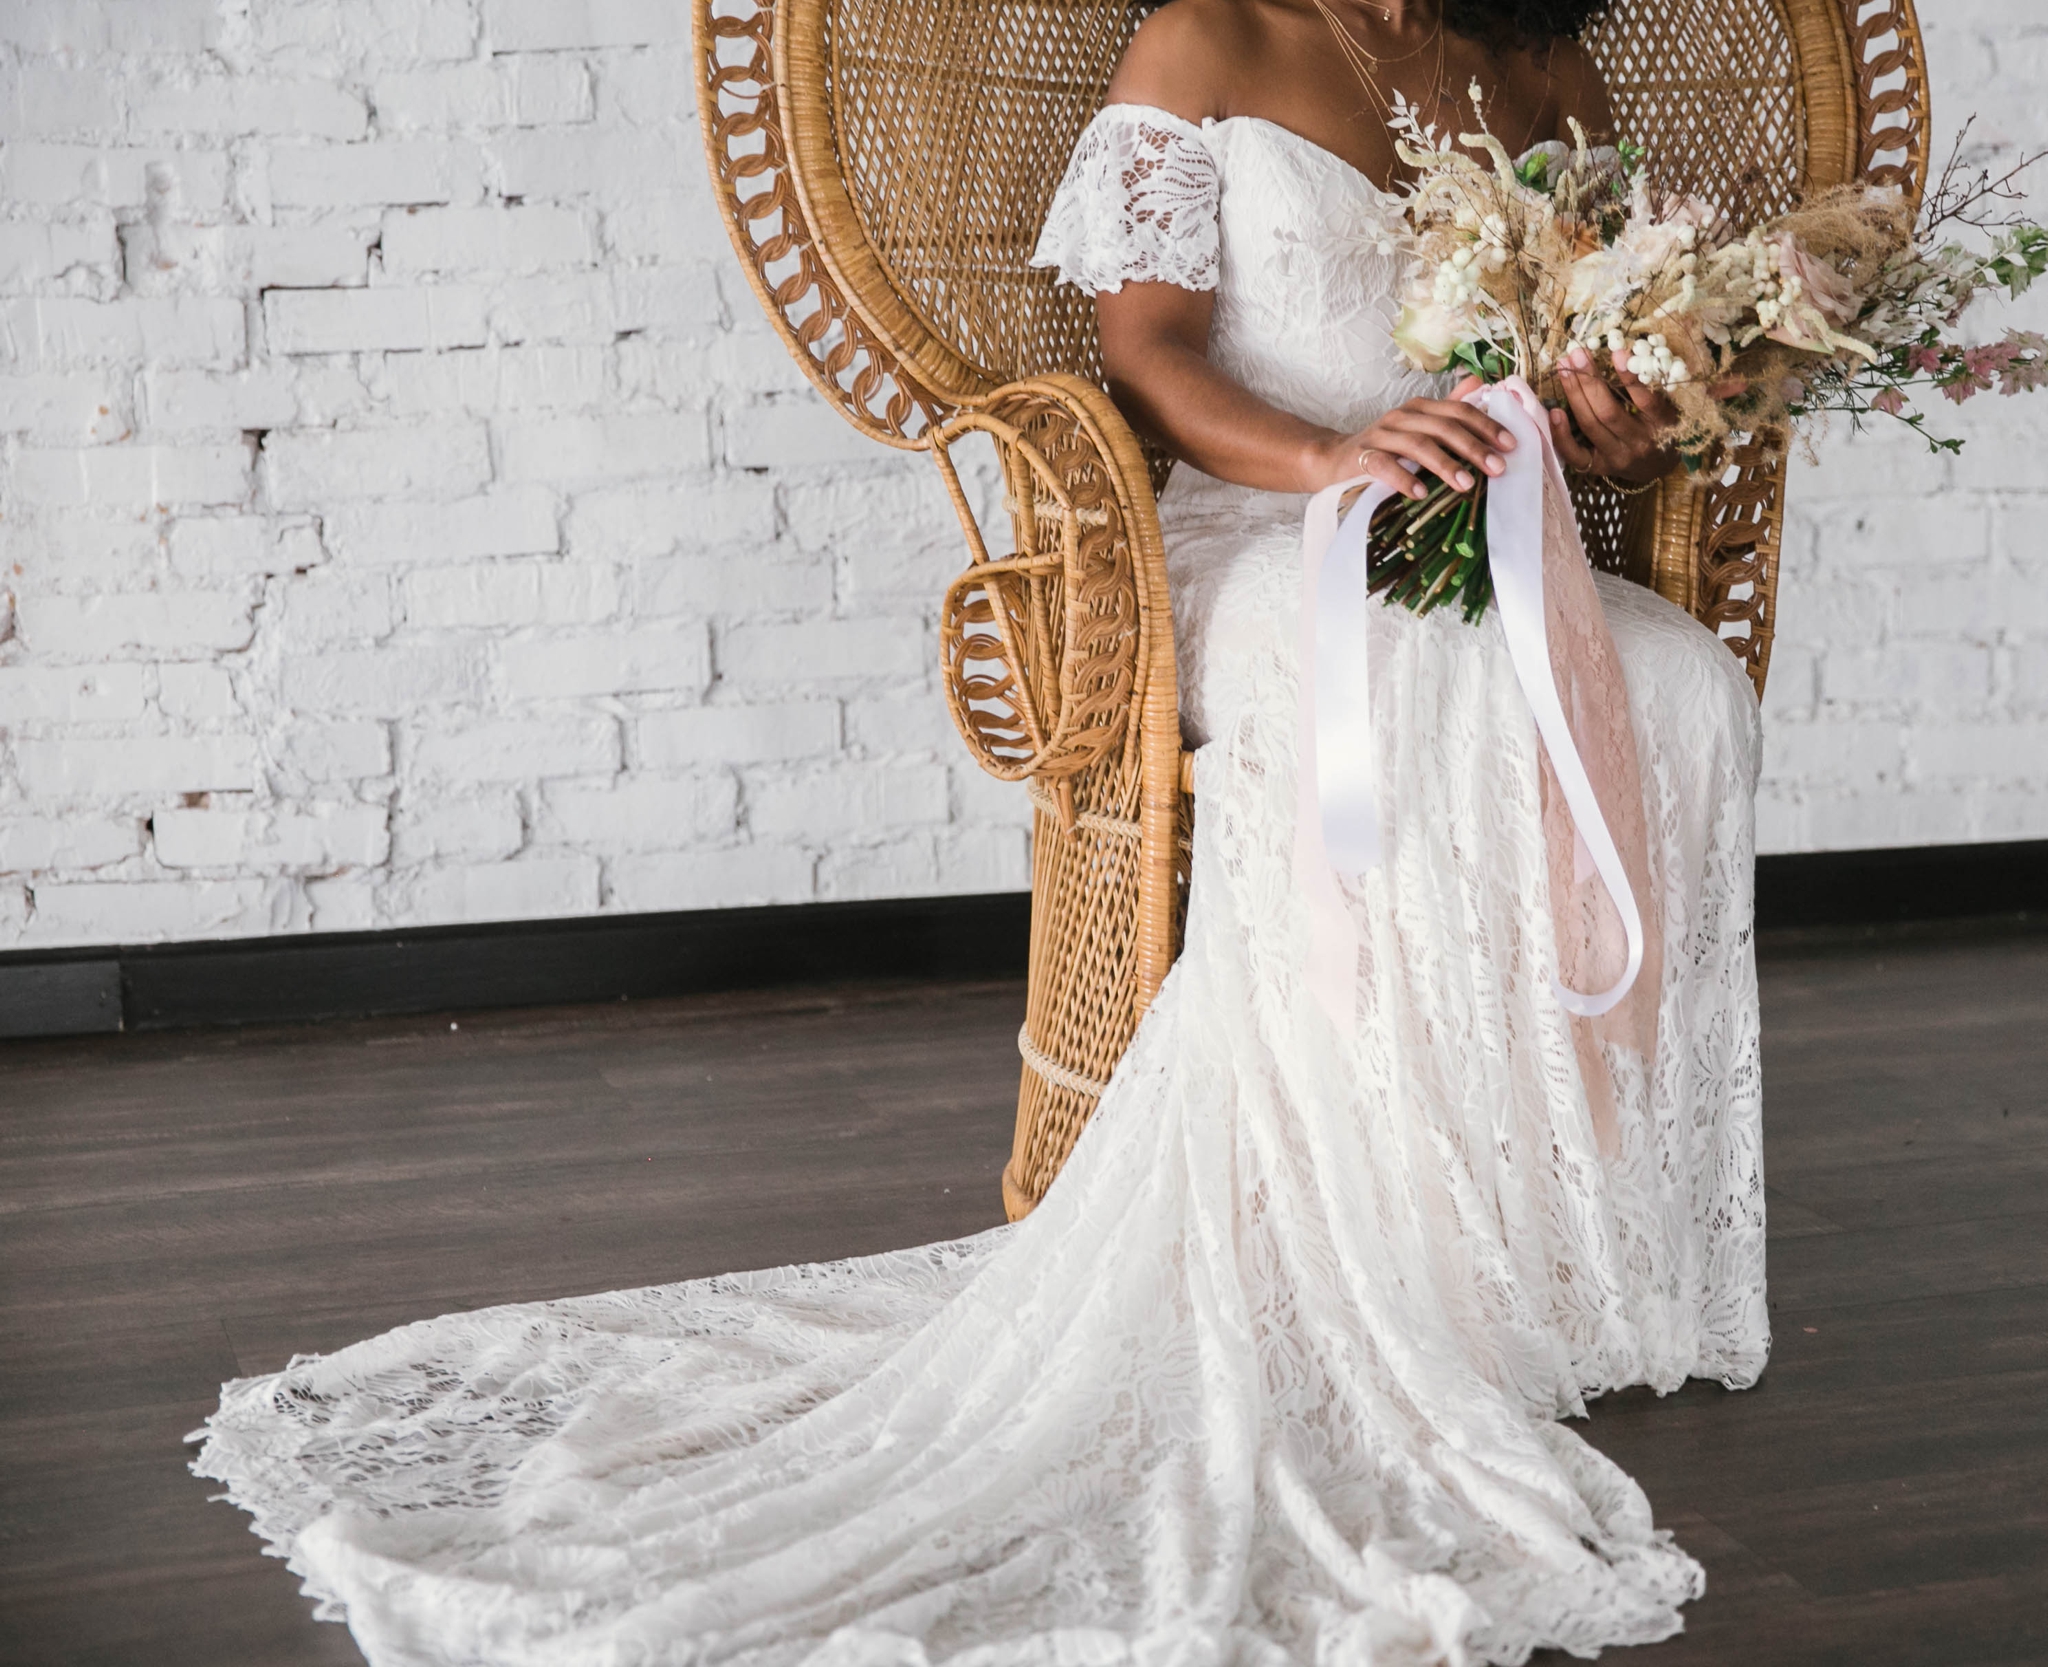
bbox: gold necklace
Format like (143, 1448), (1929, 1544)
(1311, 0), (1443, 77)
(1311, 0), (1446, 128)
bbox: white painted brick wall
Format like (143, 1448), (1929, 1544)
(0, 0), (1028, 948)
(0, 2), (2038, 952)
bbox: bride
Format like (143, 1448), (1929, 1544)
(192, 0), (1765, 1661)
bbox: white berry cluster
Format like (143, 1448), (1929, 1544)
(1615, 330), (1693, 387)
(1435, 210), (1512, 310)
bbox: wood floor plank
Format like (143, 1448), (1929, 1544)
(0, 1566), (368, 1667)
(0, 1314), (238, 1424)
(1762, 1210), (2048, 1309)
(1552, 1570), (2048, 1667)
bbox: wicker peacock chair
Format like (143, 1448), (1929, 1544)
(693, 0), (1931, 1220)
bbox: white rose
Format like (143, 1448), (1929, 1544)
(1392, 298), (1473, 372)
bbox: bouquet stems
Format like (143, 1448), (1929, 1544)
(1367, 476), (1495, 624)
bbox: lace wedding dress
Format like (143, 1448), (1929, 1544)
(191, 104), (1766, 1667)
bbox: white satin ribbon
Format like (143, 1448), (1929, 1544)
(1294, 376), (1645, 1027)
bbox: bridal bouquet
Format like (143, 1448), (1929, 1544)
(1375, 92), (2048, 624)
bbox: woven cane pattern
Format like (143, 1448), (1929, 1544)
(695, 0), (943, 443)
(1568, 476), (1659, 586)
(826, 0), (1136, 389)
(1584, 0), (1815, 226)
(1007, 764), (1146, 1215)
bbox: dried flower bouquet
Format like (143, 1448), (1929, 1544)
(1373, 93), (2048, 624)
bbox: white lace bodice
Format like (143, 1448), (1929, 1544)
(1032, 105), (1446, 487)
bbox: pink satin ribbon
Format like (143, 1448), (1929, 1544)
(1294, 375), (1647, 1033)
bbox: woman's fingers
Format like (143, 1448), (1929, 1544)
(1610, 354), (1679, 427)
(1558, 360), (1632, 449)
(1378, 432), (1477, 492)
(1395, 418), (1498, 480)
(1418, 399), (1517, 454)
(1386, 408), (1511, 476)
(1360, 449), (1429, 500)
(1352, 397), (1515, 489)
(1561, 372), (1668, 483)
(1546, 404), (1598, 471)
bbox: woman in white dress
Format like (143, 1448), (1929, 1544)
(192, 1), (1766, 1661)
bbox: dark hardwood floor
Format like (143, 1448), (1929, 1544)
(2, 938), (2044, 1666)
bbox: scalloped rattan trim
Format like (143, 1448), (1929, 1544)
(693, 0), (946, 445)
(1844, 0), (1929, 197)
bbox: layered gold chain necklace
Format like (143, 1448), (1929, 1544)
(1308, 0), (1448, 130)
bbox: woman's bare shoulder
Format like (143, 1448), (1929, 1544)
(1103, 0), (1260, 125)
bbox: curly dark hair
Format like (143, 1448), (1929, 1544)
(1443, 0), (1610, 45)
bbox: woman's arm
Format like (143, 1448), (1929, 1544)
(1098, 282), (1515, 498)
(1092, 3), (1517, 500)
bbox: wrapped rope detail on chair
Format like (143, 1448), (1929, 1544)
(1016, 1024), (1113, 1101)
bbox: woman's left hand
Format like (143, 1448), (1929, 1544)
(1546, 343), (1678, 484)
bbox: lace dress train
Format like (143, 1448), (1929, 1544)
(191, 104), (1767, 1666)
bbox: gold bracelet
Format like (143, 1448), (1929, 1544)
(1566, 466), (1662, 498)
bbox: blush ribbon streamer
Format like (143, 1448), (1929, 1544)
(1294, 376), (1646, 1031)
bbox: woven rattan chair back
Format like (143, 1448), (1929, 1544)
(814, 0), (1879, 408)
(696, 0), (1931, 1216)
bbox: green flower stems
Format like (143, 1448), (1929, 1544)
(1366, 475), (1495, 624)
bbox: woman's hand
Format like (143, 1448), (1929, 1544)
(1546, 343), (1679, 484)
(1302, 380), (1518, 498)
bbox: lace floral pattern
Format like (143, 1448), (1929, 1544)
(192, 108), (1768, 1667)
(1030, 104), (1220, 293)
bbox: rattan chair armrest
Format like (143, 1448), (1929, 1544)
(929, 374), (1185, 1053)
(930, 374), (1174, 793)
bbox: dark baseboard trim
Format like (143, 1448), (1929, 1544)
(1, 838), (2042, 1038)
(0, 892), (1033, 1038)
(1753, 836), (2048, 934)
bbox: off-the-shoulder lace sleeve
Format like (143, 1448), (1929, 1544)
(1030, 104), (1220, 295)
